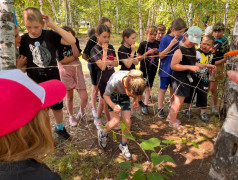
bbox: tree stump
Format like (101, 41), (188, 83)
(209, 83), (238, 179)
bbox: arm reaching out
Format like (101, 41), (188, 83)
(43, 15), (76, 45)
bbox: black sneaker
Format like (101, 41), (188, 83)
(200, 112), (209, 123)
(139, 101), (145, 107)
(54, 127), (70, 140)
(185, 109), (193, 118)
(142, 105), (148, 114)
(157, 108), (165, 118)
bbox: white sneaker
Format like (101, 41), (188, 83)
(98, 129), (108, 149)
(119, 143), (132, 160)
(94, 118), (102, 129)
(113, 124), (121, 130)
(69, 116), (77, 127)
(92, 109), (97, 118)
(77, 111), (82, 119)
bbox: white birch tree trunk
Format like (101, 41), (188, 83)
(188, 3), (194, 27)
(68, 0), (72, 27)
(98, 0), (102, 20)
(147, 10), (151, 27)
(182, 0), (189, 26)
(209, 9), (238, 179)
(0, 0), (15, 70)
(116, 5), (119, 34)
(38, 0), (43, 14)
(223, 0), (230, 27)
(48, 0), (59, 23)
(138, 0), (143, 42)
(64, 0), (68, 26)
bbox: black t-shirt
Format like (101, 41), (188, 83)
(137, 41), (158, 70)
(19, 30), (62, 82)
(211, 38), (229, 64)
(20, 30), (61, 68)
(90, 44), (116, 71)
(0, 159), (61, 180)
(118, 45), (136, 70)
(83, 34), (97, 58)
(57, 38), (81, 61)
(173, 45), (197, 79)
(154, 40), (161, 47)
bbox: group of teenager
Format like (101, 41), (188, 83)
(0, 6), (230, 179)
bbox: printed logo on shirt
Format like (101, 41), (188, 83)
(29, 41), (51, 67)
(100, 53), (114, 70)
(148, 47), (155, 65)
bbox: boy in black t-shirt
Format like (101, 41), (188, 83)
(155, 24), (166, 47)
(137, 26), (159, 114)
(20, 7), (76, 139)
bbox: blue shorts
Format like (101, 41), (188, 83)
(160, 77), (172, 89)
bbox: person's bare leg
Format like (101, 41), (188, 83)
(168, 95), (185, 124)
(210, 81), (218, 107)
(96, 96), (104, 118)
(157, 88), (166, 109)
(91, 85), (98, 110)
(144, 86), (150, 105)
(66, 90), (74, 116)
(77, 89), (88, 114)
(104, 112), (120, 134)
(121, 111), (131, 142)
(103, 99), (110, 121)
(52, 109), (63, 124)
(169, 87), (174, 105)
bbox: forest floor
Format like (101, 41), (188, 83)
(46, 34), (223, 180)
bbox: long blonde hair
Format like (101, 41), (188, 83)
(0, 109), (54, 162)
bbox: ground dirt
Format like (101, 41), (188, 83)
(46, 36), (222, 180)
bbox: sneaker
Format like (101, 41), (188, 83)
(98, 129), (108, 149)
(92, 109), (97, 118)
(119, 143), (132, 160)
(139, 101), (145, 107)
(185, 109), (193, 118)
(131, 112), (143, 120)
(54, 127), (70, 140)
(169, 121), (183, 130)
(78, 111), (91, 122)
(113, 124), (121, 130)
(142, 105), (148, 114)
(77, 111), (82, 119)
(200, 112), (209, 123)
(148, 96), (152, 104)
(168, 104), (171, 111)
(94, 117), (102, 129)
(69, 116), (77, 127)
(212, 107), (218, 116)
(157, 108), (165, 118)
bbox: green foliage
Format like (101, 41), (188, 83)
(140, 138), (161, 151)
(15, 0), (238, 39)
(114, 123), (176, 180)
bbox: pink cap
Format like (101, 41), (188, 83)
(0, 69), (66, 136)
